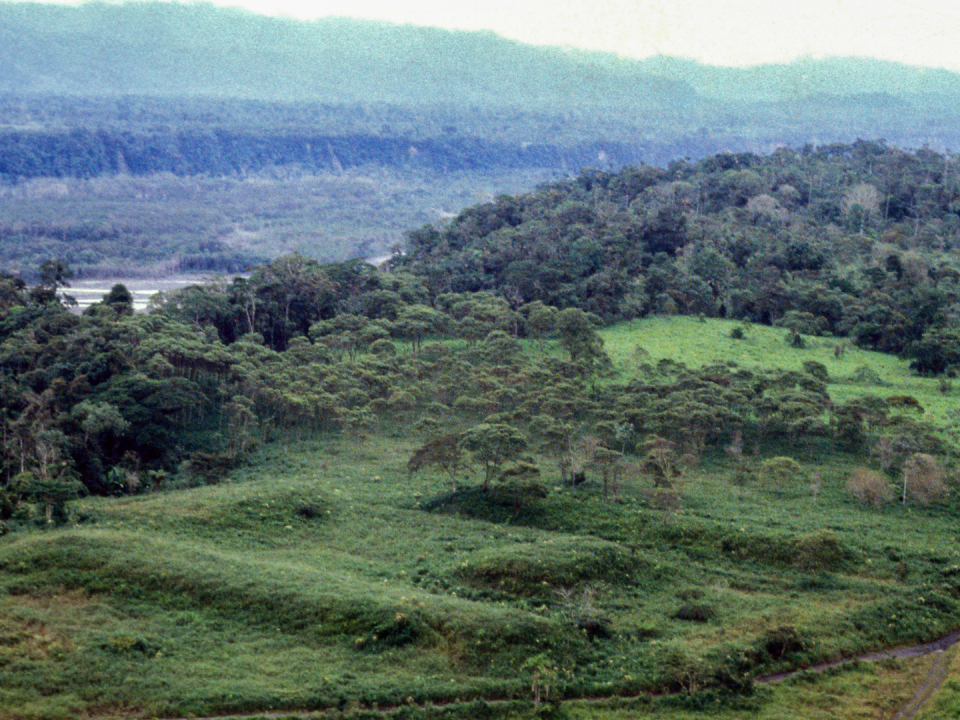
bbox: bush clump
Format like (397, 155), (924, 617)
(755, 625), (809, 662)
(455, 538), (650, 596)
(719, 531), (795, 566)
(903, 453), (947, 505)
(846, 467), (894, 508)
(354, 611), (428, 652)
(758, 457), (803, 492)
(673, 603), (716, 622)
(792, 530), (852, 572)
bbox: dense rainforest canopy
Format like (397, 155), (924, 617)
(396, 141), (960, 359)
(0, 141), (957, 520)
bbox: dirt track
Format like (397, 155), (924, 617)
(758, 629), (960, 684)
(760, 629), (960, 719)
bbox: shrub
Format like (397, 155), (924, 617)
(756, 625), (809, 661)
(640, 436), (681, 488)
(455, 538), (651, 595)
(719, 532), (794, 566)
(178, 452), (235, 485)
(673, 603), (716, 622)
(792, 530), (851, 572)
(758, 457), (803, 491)
(642, 488), (683, 518)
(846, 467), (894, 508)
(849, 364), (887, 385)
(779, 310), (819, 336)
(354, 611), (428, 652)
(902, 452), (946, 505)
(786, 329), (806, 348)
(802, 360), (829, 382)
(296, 503), (325, 519)
(99, 633), (161, 657)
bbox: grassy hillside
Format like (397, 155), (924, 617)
(3, 317), (960, 719)
(604, 316), (959, 428)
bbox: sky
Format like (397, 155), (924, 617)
(19, 0), (960, 71)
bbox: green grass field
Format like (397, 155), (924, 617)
(3, 318), (960, 719)
(605, 316), (959, 428)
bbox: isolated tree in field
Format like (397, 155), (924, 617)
(461, 422), (528, 490)
(846, 466), (893, 508)
(908, 328), (960, 376)
(871, 419), (939, 472)
(901, 452), (946, 505)
(521, 653), (557, 706)
(12, 470), (82, 525)
(407, 433), (468, 491)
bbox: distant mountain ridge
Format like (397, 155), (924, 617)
(639, 55), (960, 104)
(0, 1), (957, 110)
(0, 1), (691, 108)
(4, 2), (960, 280)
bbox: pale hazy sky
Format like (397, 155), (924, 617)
(22, 0), (960, 71)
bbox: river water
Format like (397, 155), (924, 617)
(67, 275), (223, 312)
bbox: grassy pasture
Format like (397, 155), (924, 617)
(603, 316), (958, 428)
(3, 320), (960, 718)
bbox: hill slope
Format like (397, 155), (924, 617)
(0, 1), (958, 127)
(0, 1), (691, 108)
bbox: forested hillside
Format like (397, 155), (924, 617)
(1, 2), (959, 156)
(1, 142), (958, 504)
(2, 3), (960, 278)
(397, 142), (960, 368)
